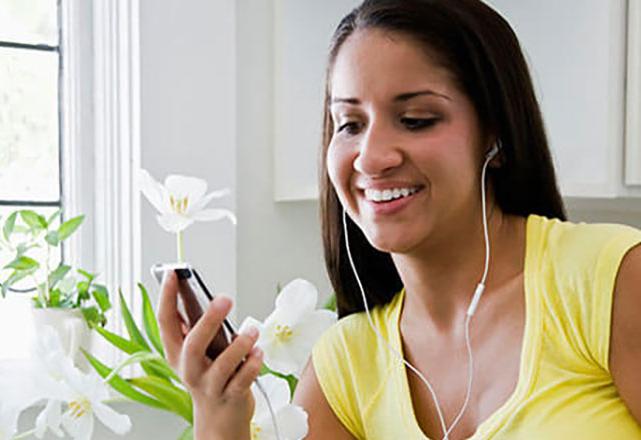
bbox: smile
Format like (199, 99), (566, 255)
(360, 186), (425, 216)
(364, 186), (422, 202)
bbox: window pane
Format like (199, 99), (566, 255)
(0, 0), (58, 46)
(0, 46), (60, 202)
(0, 205), (62, 293)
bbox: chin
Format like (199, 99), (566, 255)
(364, 228), (418, 254)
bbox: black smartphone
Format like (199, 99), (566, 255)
(151, 263), (237, 360)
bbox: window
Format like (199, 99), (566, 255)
(0, 1), (61, 359)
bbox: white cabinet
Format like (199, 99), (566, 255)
(487, 0), (640, 198)
(273, 0), (641, 200)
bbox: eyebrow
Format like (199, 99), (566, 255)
(330, 89), (451, 106)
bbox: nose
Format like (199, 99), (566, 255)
(353, 121), (403, 176)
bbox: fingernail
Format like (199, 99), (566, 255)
(243, 326), (258, 338)
(251, 346), (263, 358)
(213, 295), (232, 311)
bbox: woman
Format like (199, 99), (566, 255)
(158, 1), (641, 438)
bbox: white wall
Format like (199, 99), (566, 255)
(235, 0), (332, 322)
(139, 0), (237, 307)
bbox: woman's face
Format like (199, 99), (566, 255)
(327, 29), (488, 254)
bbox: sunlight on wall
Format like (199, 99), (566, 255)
(0, 295), (35, 359)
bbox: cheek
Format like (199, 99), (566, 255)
(326, 142), (352, 197)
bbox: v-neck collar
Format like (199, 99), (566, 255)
(391, 214), (543, 439)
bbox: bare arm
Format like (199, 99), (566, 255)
(609, 243), (641, 424)
(293, 359), (357, 440)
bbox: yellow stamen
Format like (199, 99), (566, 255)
(275, 324), (294, 342)
(68, 399), (91, 419)
(251, 422), (262, 439)
(169, 195), (190, 215)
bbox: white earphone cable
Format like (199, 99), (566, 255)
(342, 146), (496, 440)
(254, 376), (282, 440)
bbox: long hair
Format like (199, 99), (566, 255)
(319, 0), (567, 317)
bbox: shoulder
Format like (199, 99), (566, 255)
(532, 214), (641, 274)
(530, 215), (641, 368)
(609, 241), (641, 423)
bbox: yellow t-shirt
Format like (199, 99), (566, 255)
(312, 214), (641, 439)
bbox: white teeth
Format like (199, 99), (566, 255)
(364, 187), (420, 202)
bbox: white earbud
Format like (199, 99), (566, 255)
(486, 142), (501, 161)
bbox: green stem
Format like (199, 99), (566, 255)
(176, 231), (184, 263)
(44, 233), (50, 305)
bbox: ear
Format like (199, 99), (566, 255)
(484, 136), (505, 169)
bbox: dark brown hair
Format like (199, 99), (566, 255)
(319, 0), (566, 317)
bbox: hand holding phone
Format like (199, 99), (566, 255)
(155, 267), (266, 440)
(152, 263), (237, 360)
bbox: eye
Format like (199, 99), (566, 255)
(336, 121), (363, 136)
(401, 117), (440, 131)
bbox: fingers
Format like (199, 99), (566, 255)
(157, 271), (184, 368)
(223, 345), (264, 399)
(205, 326), (260, 395)
(181, 296), (233, 385)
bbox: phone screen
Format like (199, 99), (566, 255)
(152, 264), (236, 360)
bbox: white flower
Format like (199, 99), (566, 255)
(0, 403), (19, 440)
(35, 366), (132, 440)
(251, 375), (308, 440)
(139, 169), (236, 233)
(241, 279), (336, 376)
(31, 327), (132, 440)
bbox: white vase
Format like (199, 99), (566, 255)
(31, 308), (92, 370)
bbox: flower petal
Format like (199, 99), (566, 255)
(93, 402), (132, 435)
(189, 188), (231, 213)
(156, 213), (194, 233)
(35, 400), (64, 438)
(276, 404), (309, 440)
(274, 279), (318, 317)
(253, 403), (309, 440)
(164, 175), (208, 202)
(138, 169), (169, 214)
(261, 340), (300, 376)
(192, 208), (237, 225)
(0, 404), (20, 439)
(252, 375), (291, 419)
(295, 310), (336, 344)
(62, 410), (94, 440)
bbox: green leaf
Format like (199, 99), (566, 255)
(47, 209), (62, 224)
(144, 359), (182, 384)
(20, 210), (47, 230)
(92, 284), (111, 312)
(45, 231), (60, 246)
(323, 293), (337, 312)
(138, 283), (164, 356)
(129, 376), (193, 423)
(119, 289), (151, 351)
(48, 264), (71, 288)
(178, 426), (193, 440)
(1, 269), (32, 297)
(93, 325), (146, 354)
(77, 269), (96, 283)
(3, 212), (17, 241)
(49, 289), (62, 307)
(82, 349), (168, 410)
(4, 256), (39, 271)
(58, 276), (76, 294)
(106, 351), (164, 383)
(57, 215), (85, 241)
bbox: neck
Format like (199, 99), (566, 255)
(392, 208), (524, 333)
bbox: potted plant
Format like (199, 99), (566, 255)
(0, 209), (111, 366)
